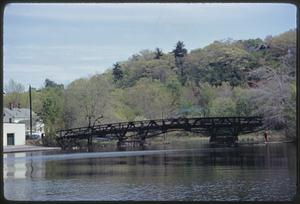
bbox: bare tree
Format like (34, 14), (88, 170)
(250, 56), (295, 134)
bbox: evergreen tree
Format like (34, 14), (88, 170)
(112, 63), (124, 82)
(45, 78), (64, 89)
(172, 41), (188, 85)
(172, 41), (187, 58)
(154, 48), (163, 59)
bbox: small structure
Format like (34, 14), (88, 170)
(3, 107), (45, 146)
(3, 123), (26, 146)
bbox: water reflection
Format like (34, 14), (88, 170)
(4, 152), (47, 179)
(3, 143), (297, 201)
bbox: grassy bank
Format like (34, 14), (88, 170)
(238, 130), (295, 143)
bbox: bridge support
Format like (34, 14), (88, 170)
(209, 127), (239, 146)
(233, 126), (239, 144)
(209, 128), (217, 143)
(117, 140), (124, 148)
(116, 131), (127, 150)
(138, 130), (147, 147)
(87, 136), (93, 152)
(56, 138), (66, 150)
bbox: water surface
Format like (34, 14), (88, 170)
(3, 141), (297, 201)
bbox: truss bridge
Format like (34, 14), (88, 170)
(56, 116), (263, 151)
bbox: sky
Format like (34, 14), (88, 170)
(3, 3), (297, 89)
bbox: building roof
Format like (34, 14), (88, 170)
(3, 108), (37, 123)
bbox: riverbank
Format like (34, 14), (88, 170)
(3, 145), (61, 153)
(238, 130), (295, 144)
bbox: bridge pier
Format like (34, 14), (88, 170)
(139, 137), (146, 147)
(233, 126), (239, 144)
(116, 131), (127, 150)
(209, 128), (217, 143)
(87, 136), (93, 152)
(56, 138), (66, 150)
(117, 140), (124, 148)
(138, 130), (147, 147)
(209, 127), (239, 146)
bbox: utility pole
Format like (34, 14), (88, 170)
(29, 85), (32, 138)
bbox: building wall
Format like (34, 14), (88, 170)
(3, 123), (26, 146)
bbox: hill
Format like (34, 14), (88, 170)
(4, 29), (296, 144)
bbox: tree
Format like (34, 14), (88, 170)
(4, 79), (25, 93)
(172, 41), (188, 85)
(199, 41), (257, 87)
(283, 81), (296, 138)
(39, 86), (65, 146)
(173, 41), (187, 58)
(234, 88), (257, 116)
(64, 75), (112, 128)
(45, 78), (64, 89)
(154, 48), (163, 59)
(251, 61), (295, 133)
(209, 97), (236, 117)
(196, 83), (217, 117)
(112, 63), (124, 82)
(4, 79), (25, 108)
(124, 78), (174, 119)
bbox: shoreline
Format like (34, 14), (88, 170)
(3, 145), (61, 153)
(3, 133), (295, 153)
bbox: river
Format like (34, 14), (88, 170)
(3, 140), (297, 201)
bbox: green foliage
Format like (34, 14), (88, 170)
(40, 87), (65, 131)
(200, 41), (258, 87)
(45, 78), (64, 88)
(172, 41), (188, 85)
(172, 41), (187, 58)
(123, 78), (175, 119)
(209, 97), (236, 117)
(121, 51), (174, 87)
(197, 83), (217, 116)
(112, 62), (124, 82)
(64, 75), (113, 128)
(233, 88), (256, 116)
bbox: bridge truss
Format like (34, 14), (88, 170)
(56, 116), (263, 151)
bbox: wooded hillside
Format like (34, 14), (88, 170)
(4, 29), (296, 144)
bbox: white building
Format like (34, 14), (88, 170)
(3, 123), (26, 146)
(3, 107), (45, 139)
(3, 107), (45, 146)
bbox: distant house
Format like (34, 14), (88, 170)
(3, 107), (45, 146)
